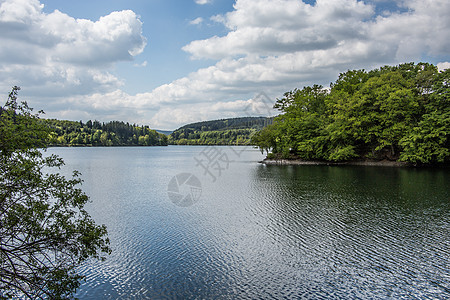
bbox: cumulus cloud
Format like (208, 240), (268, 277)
(184, 0), (449, 62)
(184, 0), (374, 59)
(437, 62), (450, 71)
(148, 97), (277, 129)
(1, 0), (449, 130)
(53, 88), (276, 130)
(0, 0), (146, 97)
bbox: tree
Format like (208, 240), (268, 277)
(253, 63), (449, 164)
(0, 87), (110, 299)
(251, 124), (278, 154)
(399, 68), (450, 163)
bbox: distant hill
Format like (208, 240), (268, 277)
(155, 130), (173, 136)
(43, 119), (168, 147)
(169, 116), (274, 145)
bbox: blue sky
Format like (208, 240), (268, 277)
(1, 0), (449, 129)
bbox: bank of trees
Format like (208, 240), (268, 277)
(169, 117), (272, 145)
(252, 63), (449, 164)
(170, 128), (257, 145)
(44, 119), (168, 146)
(1, 87), (110, 299)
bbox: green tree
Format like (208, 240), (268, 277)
(253, 63), (449, 164)
(251, 124), (278, 154)
(0, 87), (110, 299)
(399, 68), (450, 163)
(99, 131), (109, 146)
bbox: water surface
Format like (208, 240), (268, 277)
(46, 146), (449, 299)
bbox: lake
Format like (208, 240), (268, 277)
(45, 146), (449, 299)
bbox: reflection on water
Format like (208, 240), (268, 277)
(46, 147), (449, 299)
(250, 165), (449, 298)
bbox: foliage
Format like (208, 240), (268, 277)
(44, 119), (168, 147)
(0, 87), (111, 299)
(169, 117), (273, 145)
(0, 88), (48, 156)
(251, 124), (278, 154)
(253, 63), (449, 164)
(173, 116), (272, 132)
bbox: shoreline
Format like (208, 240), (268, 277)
(260, 158), (413, 167)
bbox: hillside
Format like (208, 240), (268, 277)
(169, 116), (273, 145)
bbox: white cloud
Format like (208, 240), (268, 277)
(437, 62), (450, 71)
(48, 10), (146, 64)
(189, 17), (204, 26)
(184, 0), (374, 59)
(369, 0), (450, 61)
(195, 0), (212, 5)
(184, 0), (450, 63)
(134, 61), (148, 67)
(148, 97), (276, 129)
(0, 0), (146, 97)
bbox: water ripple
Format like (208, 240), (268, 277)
(46, 147), (450, 299)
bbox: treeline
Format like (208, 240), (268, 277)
(252, 62), (449, 164)
(169, 117), (273, 145)
(174, 116), (272, 132)
(44, 119), (168, 146)
(170, 128), (257, 145)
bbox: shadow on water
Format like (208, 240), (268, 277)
(253, 164), (448, 208)
(248, 165), (449, 298)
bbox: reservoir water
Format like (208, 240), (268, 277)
(46, 146), (449, 299)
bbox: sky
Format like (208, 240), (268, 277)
(0, 0), (449, 130)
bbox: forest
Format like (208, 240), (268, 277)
(43, 116), (273, 147)
(44, 119), (168, 146)
(252, 62), (449, 164)
(169, 116), (273, 145)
